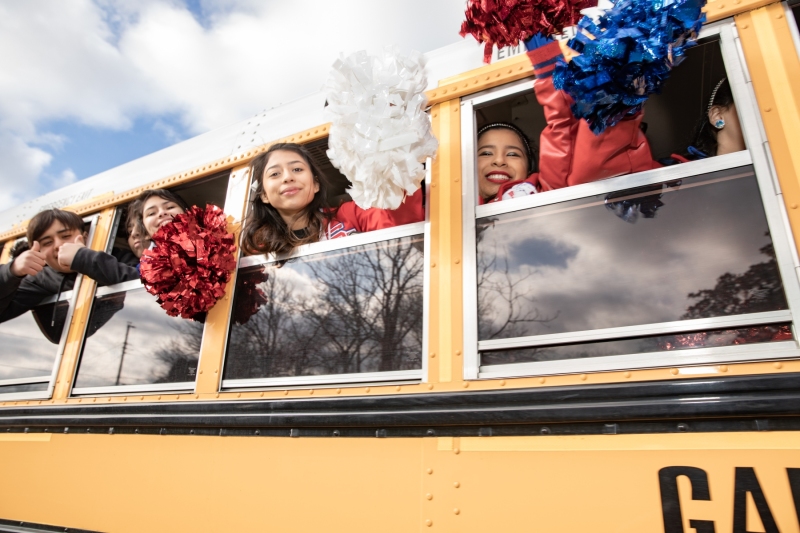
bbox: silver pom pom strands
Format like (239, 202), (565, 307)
(324, 47), (439, 210)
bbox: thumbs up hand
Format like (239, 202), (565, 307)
(57, 233), (86, 270)
(10, 241), (47, 278)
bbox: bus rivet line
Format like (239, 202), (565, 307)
(426, 493), (433, 500)
(454, 508), (460, 515)
(426, 429), (435, 436)
(427, 468), (433, 475)
(425, 519), (432, 527)
(540, 427), (551, 435)
(454, 448), (460, 455)
(254, 430), (260, 436)
(332, 430), (340, 437)
(454, 482), (460, 488)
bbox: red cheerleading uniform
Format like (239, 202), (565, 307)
(483, 41), (660, 204)
(323, 187), (425, 240)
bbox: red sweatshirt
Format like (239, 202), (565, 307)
(324, 187), (425, 239)
(484, 42), (660, 204)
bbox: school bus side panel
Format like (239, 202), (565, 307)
(0, 435), (424, 533)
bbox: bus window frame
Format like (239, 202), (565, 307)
(69, 204), (199, 397)
(787, 2), (800, 61)
(0, 213), (99, 401)
(220, 157), (431, 391)
(460, 20), (800, 380)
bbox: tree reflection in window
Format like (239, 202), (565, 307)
(225, 235), (424, 380)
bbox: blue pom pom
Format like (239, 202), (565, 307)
(553, 0), (706, 134)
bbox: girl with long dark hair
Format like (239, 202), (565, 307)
(242, 143), (423, 257)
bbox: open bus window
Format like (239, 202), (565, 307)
(108, 171), (230, 259)
(223, 233), (425, 387)
(73, 283), (201, 391)
(471, 36), (731, 205)
(461, 26), (800, 378)
(72, 174), (229, 395)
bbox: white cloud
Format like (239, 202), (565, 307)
(0, 0), (468, 211)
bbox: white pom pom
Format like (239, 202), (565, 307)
(324, 47), (438, 210)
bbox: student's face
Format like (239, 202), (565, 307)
(36, 220), (84, 273)
(477, 128), (529, 201)
(142, 196), (185, 238)
(127, 223), (150, 258)
(260, 150), (319, 221)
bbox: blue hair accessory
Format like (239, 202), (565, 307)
(553, 0), (706, 135)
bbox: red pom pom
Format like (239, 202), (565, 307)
(140, 205), (236, 320)
(460, 0), (594, 63)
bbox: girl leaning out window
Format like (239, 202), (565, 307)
(241, 143), (424, 257)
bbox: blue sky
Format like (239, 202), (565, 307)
(0, 0), (468, 211)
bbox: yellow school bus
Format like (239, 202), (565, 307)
(1, 1), (800, 531)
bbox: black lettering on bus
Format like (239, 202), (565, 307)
(787, 468), (800, 528)
(658, 466), (716, 533)
(732, 467), (779, 533)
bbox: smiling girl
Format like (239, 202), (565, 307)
(475, 40), (658, 204)
(242, 143), (424, 257)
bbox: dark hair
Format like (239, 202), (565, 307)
(685, 78), (735, 159)
(124, 200), (146, 237)
(10, 239), (29, 260)
(242, 143), (335, 256)
(27, 209), (84, 244)
(477, 122), (538, 173)
(130, 189), (190, 237)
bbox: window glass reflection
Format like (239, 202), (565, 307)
(0, 382), (49, 394)
(225, 235), (424, 380)
(0, 300), (68, 381)
(482, 323), (792, 366)
(75, 288), (201, 388)
(477, 166), (788, 340)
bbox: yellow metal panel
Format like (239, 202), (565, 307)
(737, 5), (800, 253)
(705, 0), (781, 23)
(195, 164), (252, 394)
(53, 207), (115, 400)
(0, 240), (10, 265)
(429, 100), (464, 384)
(0, 435), (424, 533)
(421, 434), (800, 532)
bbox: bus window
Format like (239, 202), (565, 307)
(462, 28), (800, 379)
(0, 295), (70, 392)
(0, 214), (98, 400)
(71, 172), (230, 395)
(223, 231), (425, 388)
(469, 35), (732, 206)
(73, 282), (201, 392)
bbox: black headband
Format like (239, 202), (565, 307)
(477, 122), (534, 172)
